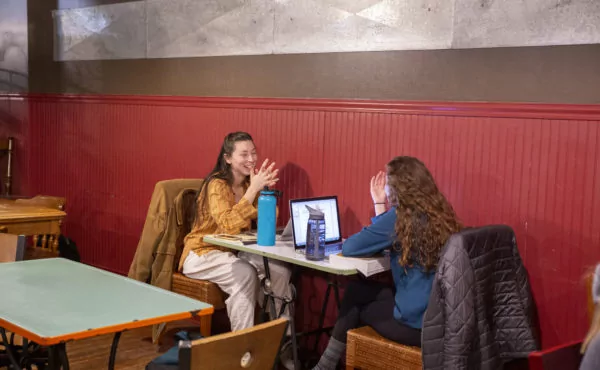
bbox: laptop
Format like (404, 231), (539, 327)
(289, 196), (343, 257)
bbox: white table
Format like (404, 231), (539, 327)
(203, 236), (365, 369)
(203, 236), (359, 275)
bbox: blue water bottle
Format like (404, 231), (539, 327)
(257, 187), (277, 246)
(305, 205), (326, 261)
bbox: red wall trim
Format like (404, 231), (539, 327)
(2, 93), (600, 120)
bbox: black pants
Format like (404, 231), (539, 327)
(331, 280), (422, 347)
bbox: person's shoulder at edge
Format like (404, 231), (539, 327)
(581, 334), (600, 370)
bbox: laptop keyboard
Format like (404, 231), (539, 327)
(296, 242), (342, 258)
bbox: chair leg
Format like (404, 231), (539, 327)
(152, 323), (167, 344)
(199, 315), (212, 337)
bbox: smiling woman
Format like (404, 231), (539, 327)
(177, 131), (292, 335)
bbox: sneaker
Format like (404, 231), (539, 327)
(279, 339), (295, 370)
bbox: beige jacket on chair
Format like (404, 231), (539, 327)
(128, 179), (203, 291)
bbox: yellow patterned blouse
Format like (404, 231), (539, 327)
(178, 179), (257, 271)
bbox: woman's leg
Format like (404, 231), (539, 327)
(330, 280), (392, 342)
(238, 252), (293, 318)
(360, 295), (422, 347)
(183, 250), (258, 331)
(314, 280), (391, 370)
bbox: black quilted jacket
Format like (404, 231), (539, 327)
(422, 225), (539, 370)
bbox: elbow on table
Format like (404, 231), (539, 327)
(341, 242), (363, 257)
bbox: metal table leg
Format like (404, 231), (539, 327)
(57, 343), (70, 370)
(1, 327), (70, 370)
(312, 277), (341, 352)
(0, 327), (21, 369)
(108, 332), (122, 370)
(47, 346), (59, 370)
(260, 256), (300, 370)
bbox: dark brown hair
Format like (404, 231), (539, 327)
(386, 156), (462, 271)
(194, 132), (254, 223)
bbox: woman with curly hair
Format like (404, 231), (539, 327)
(313, 156), (462, 370)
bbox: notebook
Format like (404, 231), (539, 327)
(289, 196), (343, 257)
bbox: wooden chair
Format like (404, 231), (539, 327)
(346, 271), (597, 370)
(345, 226), (538, 370)
(0, 233), (25, 262)
(0, 137), (14, 197)
(170, 187), (227, 337)
(346, 326), (421, 370)
(178, 317), (289, 370)
(527, 341), (583, 370)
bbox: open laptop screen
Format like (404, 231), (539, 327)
(289, 196), (341, 247)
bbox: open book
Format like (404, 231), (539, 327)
(328, 252), (391, 277)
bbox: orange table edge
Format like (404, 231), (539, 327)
(0, 306), (214, 346)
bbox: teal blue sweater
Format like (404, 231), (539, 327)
(341, 207), (434, 329)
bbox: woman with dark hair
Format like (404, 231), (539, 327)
(179, 132), (292, 332)
(313, 156), (462, 370)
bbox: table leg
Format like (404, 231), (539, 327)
(43, 343), (70, 370)
(261, 256), (278, 320)
(0, 327), (21, 369)
(312, 277), (341, 353)
(108, 332), (122, 370)
(287, 299), (300, 370)
(260, 257), (300, 370)
(48, 346), (59, 370)
(0, 328), (54, 370)
(57, 343), (70, 370)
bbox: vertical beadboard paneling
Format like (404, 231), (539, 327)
(16, 95), (600, 349)
(317, 109), (600, 347)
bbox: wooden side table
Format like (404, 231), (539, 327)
(0, 202), (66, 253)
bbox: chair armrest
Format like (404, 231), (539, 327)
(528, 340), (583, 370)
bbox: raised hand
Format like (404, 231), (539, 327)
(370, 170), (387, 204)
(249, 158), (279, 192)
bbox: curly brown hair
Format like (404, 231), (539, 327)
(386, 156), (462, 271)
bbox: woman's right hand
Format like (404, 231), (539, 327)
(249, 159), (279, 193)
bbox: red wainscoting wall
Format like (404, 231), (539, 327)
(1, 94), (599, 350)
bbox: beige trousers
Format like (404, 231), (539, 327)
(183, 250), (293, 332)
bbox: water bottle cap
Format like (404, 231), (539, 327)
(306, 205), (325, 219)
(260, 189), (277, 196)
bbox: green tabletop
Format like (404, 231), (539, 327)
(0, 258), (212, 345)
(203, 236), (358, 276)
